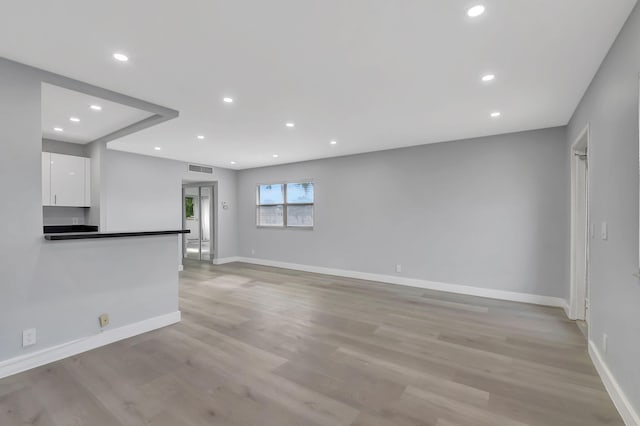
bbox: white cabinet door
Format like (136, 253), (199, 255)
(42, 152), (52, 206)
(50, 153), (86, 207)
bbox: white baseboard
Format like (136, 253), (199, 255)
(212, 256), (242, 265)
(230, 257), (566, 308)
(0, 311), (181, 380)
(589, 341), (640, 426)
(562, 301), (571, 319)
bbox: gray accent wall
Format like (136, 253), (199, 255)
(566, 3), (640, 412)
(238, 127), (568, 298)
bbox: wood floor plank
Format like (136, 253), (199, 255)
(0, 260), (623, 425)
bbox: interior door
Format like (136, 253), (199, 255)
(183, 185), (214, 261)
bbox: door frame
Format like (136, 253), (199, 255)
(569, 123), (590, 322)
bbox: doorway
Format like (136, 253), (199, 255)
(183, 185), (214, 261)
(570, 125), (590, 325)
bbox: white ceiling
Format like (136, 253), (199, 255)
(0, 0), (636, 169)
(41, 83), (153, 144)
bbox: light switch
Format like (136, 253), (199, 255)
(601, 221), (608, 240)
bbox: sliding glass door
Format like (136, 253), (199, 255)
(183, 185), (213, 261)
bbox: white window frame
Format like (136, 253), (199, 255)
(256, 181), (314, 229)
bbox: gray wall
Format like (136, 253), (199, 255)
(42, 138), (88, 157)
(0, 58), (180, 363)
(42, 207), (87, 226)
(566, 3), (640, 412)
(101, 149), (183, 233)
(97, 148), (240, 261)
(87, 140), (103, 227)
(238, 127), (568, 298)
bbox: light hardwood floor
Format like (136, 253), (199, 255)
(0, 260), (622, 425)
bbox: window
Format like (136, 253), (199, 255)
(257, 182), (314, 228)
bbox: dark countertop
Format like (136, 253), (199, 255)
(44, 229), (190, 241)
(44, 225), (99, 234)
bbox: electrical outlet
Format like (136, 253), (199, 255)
(603, 333), (608, 353)
(22, 328), (36, 347)
(395, 264), (402, 273)
(601, 222), (608, 240)
(251, 249), (255, 255)
(72, 217), (79, 225)
(98, 313), (110, 328)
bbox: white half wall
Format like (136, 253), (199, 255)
(0, 58), (181, 367)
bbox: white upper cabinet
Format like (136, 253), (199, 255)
(42, 152), (91, 207)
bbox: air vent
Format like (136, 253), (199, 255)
(188, 164), (213, 174)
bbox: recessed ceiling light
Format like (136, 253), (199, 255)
(490, 111), (501, 118)
(272, 154), (279, 158)
(481, 74), (495, 82)
(223, 97), (234, 103)
(197, 135), (205, 140)
(230, 161), (236, 165)
(90, 105), (102, 111)
(467, 5), (485, 17)
(113, 52), (129, 62)
(330, 140), (337, 145)
(154, 146), (162, 151)
(53, 127), (63, 132)
(69, 117), (80, 122)
(285, 122), (295, 128)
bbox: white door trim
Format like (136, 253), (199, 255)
(569, 123), (590, 321)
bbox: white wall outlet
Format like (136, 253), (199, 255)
(72, 217), (79, 225)
(251, 249), (255, 255)
(178, 264), (184, 272)
(396, 264), (402, 273)
(601, 221), (608, 240)
(603, 333), (608, 353)
(22, 328), (36, 347)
